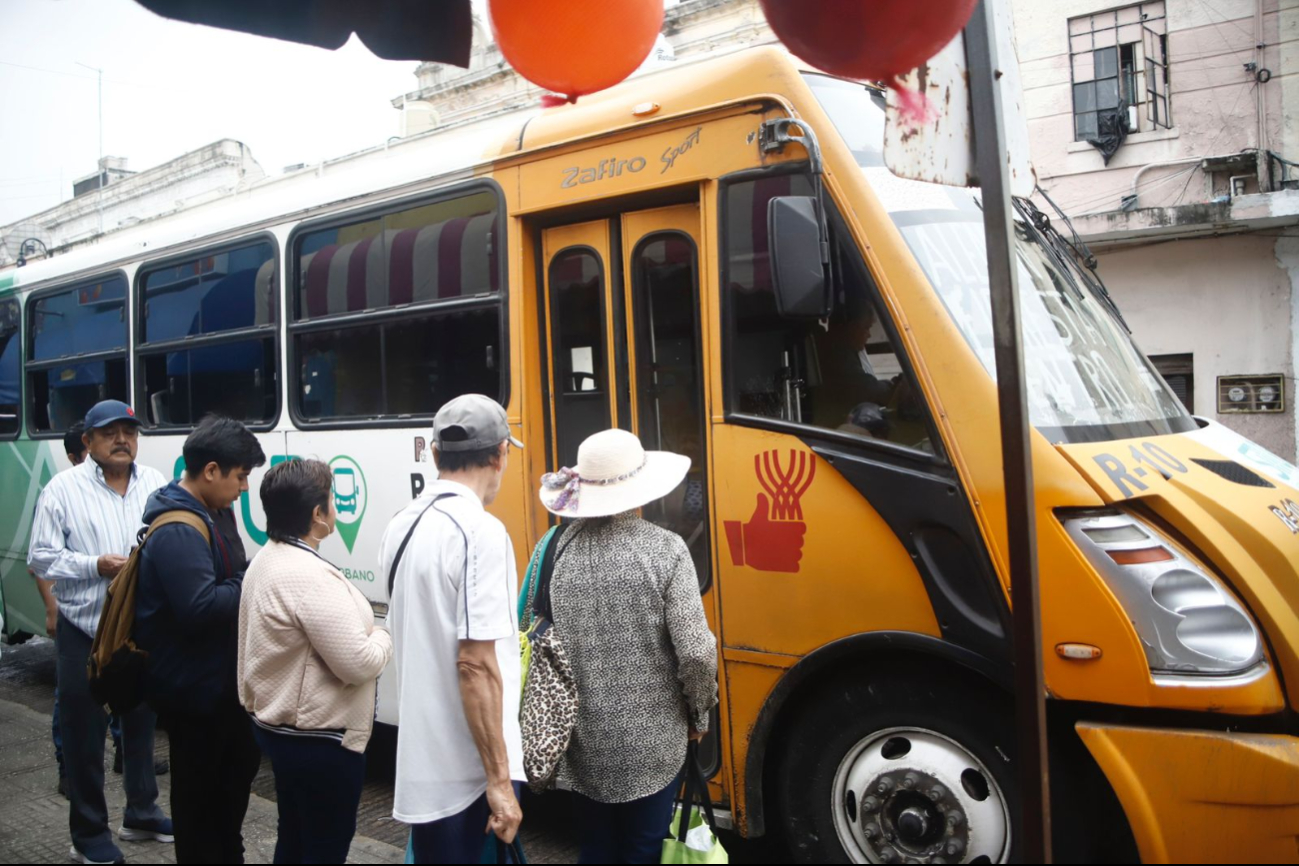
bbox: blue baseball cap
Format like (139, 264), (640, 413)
(83, 400), (141, 430)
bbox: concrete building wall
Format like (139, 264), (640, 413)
(0, 139), (265, 266)
(1097, 233), (1296, 457)
(1013, 0), (1287, 215)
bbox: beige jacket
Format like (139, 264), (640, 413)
(237, 539), (392, 752)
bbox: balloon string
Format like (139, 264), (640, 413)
(890, 75), (936, 128)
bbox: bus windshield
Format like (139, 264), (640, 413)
(805, 74), (1195, 444)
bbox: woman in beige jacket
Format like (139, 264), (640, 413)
(237, 458), (392, 864)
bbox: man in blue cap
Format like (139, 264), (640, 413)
(29, 400), (173, 865)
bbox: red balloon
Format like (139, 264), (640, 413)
(760, 0), (978, 81)
(489, 0), (665, 102)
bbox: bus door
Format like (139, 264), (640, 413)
(541, 204), (710, 583)
(540, 204), (719, 764)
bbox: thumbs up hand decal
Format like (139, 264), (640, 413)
(724, 450), (816, 574)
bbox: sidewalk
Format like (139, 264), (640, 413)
(0, 636), (589, 865)
(0, 637), (404, 864)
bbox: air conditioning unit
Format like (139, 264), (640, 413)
(1218, 374), (1285, 414)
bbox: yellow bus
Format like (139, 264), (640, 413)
(3, 46), (1298, 863)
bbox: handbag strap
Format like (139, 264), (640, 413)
(387, 493), (456, 598)
(675, 740), (718, 843)
(495, 837), (526, 864)
(518, 525), (560, 629)
(531, 522), (574, 624)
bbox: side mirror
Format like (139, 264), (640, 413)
(767, 196), (831, 319)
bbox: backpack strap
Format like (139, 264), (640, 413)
(143, 510), (211, 545)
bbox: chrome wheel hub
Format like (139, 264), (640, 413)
(831, 727), (1010, 864)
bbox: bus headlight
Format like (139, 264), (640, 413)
(1061, 511), (1264, 676)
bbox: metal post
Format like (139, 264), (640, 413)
(964, 0), (1052, 861)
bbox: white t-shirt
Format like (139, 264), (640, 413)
(380, 480), (525, 823)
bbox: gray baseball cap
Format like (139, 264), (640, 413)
(433, 394), (524, 452)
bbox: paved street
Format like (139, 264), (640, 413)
(0, 637), (781, 864)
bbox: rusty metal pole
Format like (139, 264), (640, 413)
(964, 0), (1053, 861)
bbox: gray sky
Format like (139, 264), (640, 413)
(0, 0), (430, 225)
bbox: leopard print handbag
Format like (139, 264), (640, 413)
(519, 616), (579, 791)
(520, 524), (580, 791)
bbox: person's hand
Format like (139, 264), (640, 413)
(484, 780), (522, 844)
(97, 554), (128, 578)
(688, 727), (705, 742)
(44, 606), (57, 638)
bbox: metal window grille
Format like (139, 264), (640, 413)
(1218, 374), (1286, 414)
(1069, 2), (1170, 141)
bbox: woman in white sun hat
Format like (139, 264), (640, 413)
(532, 428), (718, 864)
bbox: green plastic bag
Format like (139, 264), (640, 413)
(662, 743), (728, 864)
(661, 804), (728, 864)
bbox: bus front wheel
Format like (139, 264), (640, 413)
(775, 672), (1018, 864)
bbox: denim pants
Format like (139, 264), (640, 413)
(573, 770), (683, 865)
(51, 689), (121, 772)
(253, 725), (365, 864)
(56, 614), (164, 852)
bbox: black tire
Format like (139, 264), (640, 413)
(774, 666), (1020, 864)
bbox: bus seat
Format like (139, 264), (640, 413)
(150, 390), (170, 425)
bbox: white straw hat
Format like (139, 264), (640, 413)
(540, 429), (690, 518)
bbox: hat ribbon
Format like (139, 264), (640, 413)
(541, 458), (649, 513)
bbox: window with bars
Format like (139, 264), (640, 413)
(1069, 2), (1169, 141)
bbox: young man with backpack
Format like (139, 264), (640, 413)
(134, 416), (266, 864)
(28, 401), (173, 865)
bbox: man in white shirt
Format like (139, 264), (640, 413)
(28, 400), (172, 865)
(380, 394), (526, 864)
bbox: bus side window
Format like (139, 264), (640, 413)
(26, 276), (129, 434)
(723, 174), (933, 454)
(137, 240), (279, 429)
(290, 188), (504, 424)
(0, 299), (19, 438)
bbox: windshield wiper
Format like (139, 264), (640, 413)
(1012, 193), (1130, 332)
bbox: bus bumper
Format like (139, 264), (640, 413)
(1077, 722), (1299, 863)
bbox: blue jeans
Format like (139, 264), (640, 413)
(574, 770), (683, 865)
(409, 782), (524, 865)
(50, 689), (120, 771)
(253, 725), (364, 864)
(56, 614), (164, 852)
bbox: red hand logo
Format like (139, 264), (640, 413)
(725, 493), (807, 573)
(724, 450), (816, 573)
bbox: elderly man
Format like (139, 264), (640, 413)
(29, 400), (173, 865)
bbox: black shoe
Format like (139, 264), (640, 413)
(57, 774), (68, 799)
(112, 746), (122, 775)
(154, 758), (169, 776)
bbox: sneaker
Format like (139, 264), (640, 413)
(112, 746), (122, 775)
(154, 757), (169, 776)
(118, 816), (174, 843)
(69, 841), (124, 865)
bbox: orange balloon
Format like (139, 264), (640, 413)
(489, 0), (664, 101)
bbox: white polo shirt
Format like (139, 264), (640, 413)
(380, 479), (525, 823)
